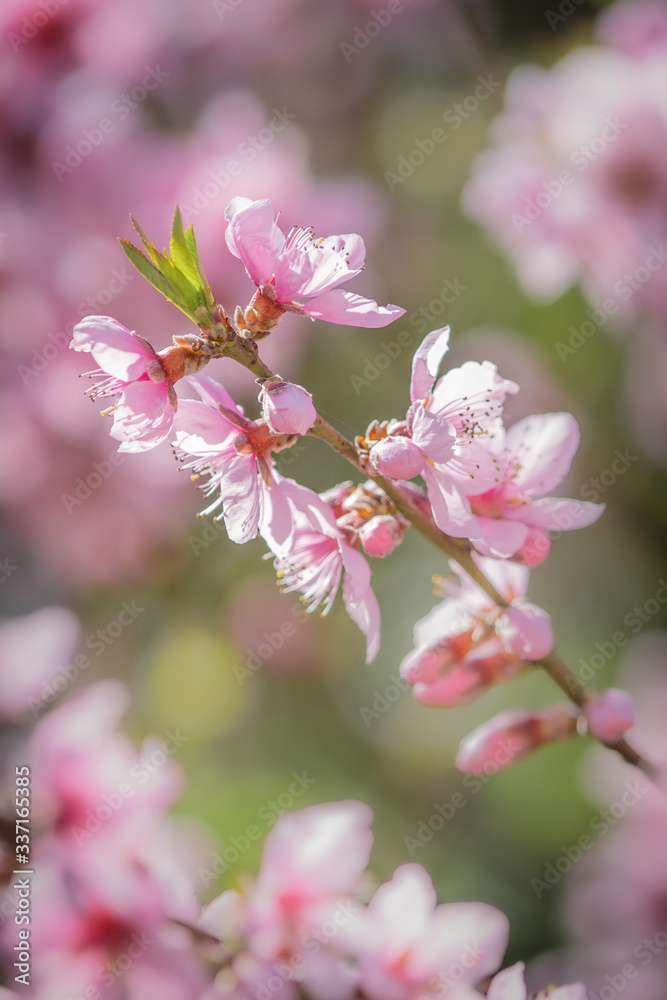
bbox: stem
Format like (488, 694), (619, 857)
(211, 334), (656, 779)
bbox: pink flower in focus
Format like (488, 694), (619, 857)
(71, 316), (186, 453)
(224, 196), (406, 329)
(353, 863), (509, 1000)
(487, 962), (586, 1000)
(585, 688), (635, 742)
(467, 413), (604, 562)
(400, 556), (554, 708)
(456, 704), (579, 775)
(369, 327), (518, 538)
(172, 374), (298, 547)
(266, 478), (381, 662)
(260, 378), (317, 435)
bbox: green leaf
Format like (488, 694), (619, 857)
(119, 240), (199, 323)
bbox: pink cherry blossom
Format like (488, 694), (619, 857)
(224, 196), (406, 329)
(400, 555), (554, 708)
(71, 316), (184, 453)
(265, 477), (381, 662)
(260, 378), (317, 435)
(487, 961), (586, 1000)
(172, 374), (297, 547)
(468, 413), (604, 562)
(586, 688), (635, 742)
(375, 327), (519, 538)
(456, 704), (579, 775)
(353, 863), (509, 1000)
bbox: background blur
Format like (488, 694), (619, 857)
(2, 0), (667, 992)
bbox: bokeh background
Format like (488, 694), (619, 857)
(2, 0), (667, 994)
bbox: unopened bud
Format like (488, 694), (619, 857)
(497, 602), (554, 660)
(369, 436), (424, 480)
(510, 526), (551, 567)
(358, 514), (404, 558)
(261, 380), (317, 435)
(585, 689), (635, 742)
(455, 704), (579, 774)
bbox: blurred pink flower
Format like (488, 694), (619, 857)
(487, 961), (585, 1000)
(224, 195), (405, 329)
(0, 606), (80, 720)
(353, 863), (509, 1000)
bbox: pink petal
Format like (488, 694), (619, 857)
(171, 399), (240, 454)
(224, 197), (285, 285)
(217, 453), (262, 544)
(413, 670), (486, 707)
(414, 902), (509, 985)
(487, 962), (527, 1000)
(505, 412), (581, 497)
(422, 465), (478, 538)
(410, 405), (457, 464)
(341, 544), (381, 663)
(471, 517), (529, 559)
(410, 326), (451, 402)
(275, 232), (366, 301)
(112, 381), (174, 452)
(498, 603), (554, 660)
(301, 289), (406, 327)
(508, 496), (605, 531)
(187, 372), (245, 417)
(71, 316), (155, 381)
(258, 801), (374, 901)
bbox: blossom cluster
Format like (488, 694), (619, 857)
(70, 194), (634, 771)
(0, 639), (586, 1000)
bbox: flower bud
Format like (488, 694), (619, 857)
(358, 514), (404, 558)
(497, 602), (554, 660)
(510, 526), (551, 567)
(369, 436), (424, 480)
(456, 704), (578, 774)
(260, 380), (317, 435)
(586, 688), (635, 742)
